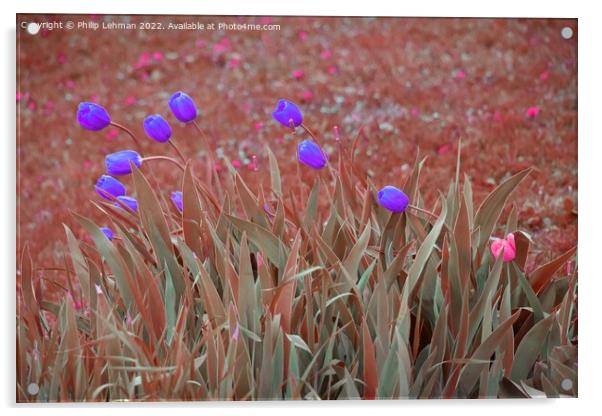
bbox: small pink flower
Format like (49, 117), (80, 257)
(16, 92), (22, 102)
(526, 106), (540, 119)
(493, 110), (503, 123)
(65, 79), (76, 89)
(292, 69), (304, 79)
(152, 51), (163, 61)
(255, 122), (263, 130)
(298, 31), (308, 41)
(232, 159), (242, 169)
(228, 57), (241, 69)
(490, 233), (517, 262)
(437, 143), (452, 155)
(327, 65), (338, 75)
(454, 69), (466, 80)
(410, 107), (420, 118)
(320, 49), (332, 60)
(300, 90), (314, 101)
(539, 71), (549, 81)
(105, 128), (119, 141)
(125, 96), (136, 106)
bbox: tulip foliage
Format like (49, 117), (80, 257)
(17, 110), (577, 402)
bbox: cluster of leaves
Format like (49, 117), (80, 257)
(17, 141), (577, 401)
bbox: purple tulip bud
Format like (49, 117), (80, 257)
(143, 114), (172, 143)
(298, 139), (327, 169)
(272, 99), (303, 128)
(95, 175), (126, 200)
(100, 227), (114, 241)
(115, 196), (138, 212)
(377, 186), (410, 213)
(169, 91), (197, 123)
(105, 150), (142, 176)
(171, 191), (183, 212)
(77, 102), (111, 131)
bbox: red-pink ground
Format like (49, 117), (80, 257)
(17, 15), (577, 275)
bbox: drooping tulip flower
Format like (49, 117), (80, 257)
(297, 139), (327, 169)
(169, 91), (198, 123)
(171, 191), (183, 212)
(272, 99), (303, 128)
(115, 196), (138, 212)
(490, 233), (517, 262)
(377, 186), (410, 213)
(77, 102), (111, 131)
(100, 227), (114, 241)
(105, 150), (142, 176)
(95, 175), (126, 200)
(143, 114), (172, 142)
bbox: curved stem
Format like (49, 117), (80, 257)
(110, 121), (141, 148)
(300, 123), (322, 146)
(142, 156), (185, 171)
(168, 138), (186, 162)
(192, 121), (214, 157)
(407, 204), (438, 219)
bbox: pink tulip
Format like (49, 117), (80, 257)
(490, 233), (517, 262)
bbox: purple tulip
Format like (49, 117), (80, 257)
(143, 114), (172, 143)
(169, 91), (197, 123)
(272, 99), (303, 128)
(95, 175), (126, 200)
(105, 150), (142, 176)
(377, 186), (410, 213)
(298, 139), (327, 169)
(100, 227), (114, 241)
(171, 191), (183, 212)
(77, 102), (111, 131)
(115, 196), (138, 212)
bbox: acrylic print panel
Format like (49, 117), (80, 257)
(16, 14), (577, 401)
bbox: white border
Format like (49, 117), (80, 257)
(3, 1), (600, 415)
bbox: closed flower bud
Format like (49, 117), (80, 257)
(105, 150), (142, 176)
(169, 91), (197, 123)
(77, 102), (111, 131)
(171, 191), (183, 212)
(100, 227), (114, 241)
(490, 233), (516, 262)
(272, 99), (303, 128)
(143, 114), (172, 142)
(95, 175), (126, 200)
(298, 139), (327, 169)
(377, 186), (410, 213)
(115, 196), (138, 212)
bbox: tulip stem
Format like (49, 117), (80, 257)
(168, 139), (187, 162)
(408, 204), (438, 219)
(300, 123), (322, 146)
(110, 121), (141, 148)
(192, 120), (216, 164)
(142, 156), (185, 171)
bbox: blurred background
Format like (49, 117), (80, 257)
(16, 15), (577, 271)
